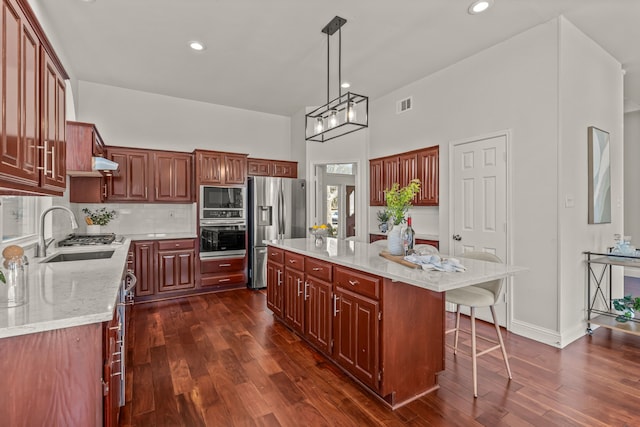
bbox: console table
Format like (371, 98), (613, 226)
(584, 251), (640, 335)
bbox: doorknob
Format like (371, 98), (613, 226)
(452, 234), (462, 241)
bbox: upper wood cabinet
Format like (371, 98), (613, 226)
(416, 146), (439, 206)
(106, 147), (151, 201)
(195, 150), (247, 186)
(247, 158), (298, 178)
(0, 0), (67, 195)
(369, 146), (439, 206)
(154, 151), (192, 202)
(66, 121), (106, 174)
(99, 147), (192, 203)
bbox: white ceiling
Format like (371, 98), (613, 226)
(33, 0), (640, 117)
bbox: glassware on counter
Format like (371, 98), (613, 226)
(0, 245), (28, 307)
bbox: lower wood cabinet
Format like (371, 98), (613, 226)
(266, 245), (445, 409)
(133, 238), (197, 301)
(199, 256), (246, 290)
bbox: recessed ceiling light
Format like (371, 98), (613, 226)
(341, 82), (351, 89)
(468, 0), (493, 14)
(189, 41), (205, 51)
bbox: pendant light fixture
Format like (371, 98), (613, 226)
(305, 16), (368, 143)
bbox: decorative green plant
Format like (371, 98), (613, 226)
(376, 209), (391, 224)
(385, 179), (421, 225)
(612, 295), (640, 322)
(82, 207), (116, 226)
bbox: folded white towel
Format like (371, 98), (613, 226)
(403, 254), (466, 272)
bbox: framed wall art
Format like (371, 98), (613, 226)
(588, 126), (611, 224)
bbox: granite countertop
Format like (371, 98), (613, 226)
(268, 238), (527, 293)
(126, 232), (197, 241)
(0, 239), (131, 339)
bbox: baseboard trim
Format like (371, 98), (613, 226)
(510, 319), (562, 348)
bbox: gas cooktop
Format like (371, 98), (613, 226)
(57, 233), (118, 247)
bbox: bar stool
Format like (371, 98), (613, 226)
(445, 251), (512, 397)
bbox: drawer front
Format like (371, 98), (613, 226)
(157, 239), (196, 250)
(284, 251), (305, 271)
(268, 247), (284, 264)
(334, 266), (380, 300)
(305, 257), (332, 282)
(201, 272), (246, 287)
(200, 257), (244, 274)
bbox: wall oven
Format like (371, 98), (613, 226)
(200, 185), (245, 221)
(200, 220), (247, 259)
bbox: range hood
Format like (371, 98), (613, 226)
(92, 156), (119, 172)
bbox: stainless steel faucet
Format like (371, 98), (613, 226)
(36, 206), (79, 258)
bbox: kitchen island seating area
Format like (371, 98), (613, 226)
(445, 251), (513, 398)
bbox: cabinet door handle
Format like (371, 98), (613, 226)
(297, 278), (303, 296)
(156, 187), (159, 199)
(219, 263), (231, 267)
(348, 280), (359, 286)
(219, 278), (230, 283)
(333, 294), (340, 316)
(50, 145), (56, 178)
(145, 187), (148, 199)
(103, 183), (108, 198)
(277, 270), (282, 286)
(304, 281), (309, 300)
(289, 259), (296, 264)
(312, 267), (322, 271)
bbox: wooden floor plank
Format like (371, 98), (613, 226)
(120, 289), (640, 427)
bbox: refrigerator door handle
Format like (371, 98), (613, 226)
(279, 181), (286, 238)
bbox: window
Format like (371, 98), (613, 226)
(0, 196), (45, 243)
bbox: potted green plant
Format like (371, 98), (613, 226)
(82, 207), (116, 234)
(376, 209), (392, 233)
(612, 295), (640, 322)
(384, 179), (421, 255)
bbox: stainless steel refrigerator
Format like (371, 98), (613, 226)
(248, 176), (306, 289)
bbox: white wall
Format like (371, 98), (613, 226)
(367, 17), (623, 347)
(76, 81), (292, 157)
(557, 17), (624, 344)
(624, 111), (640, 244)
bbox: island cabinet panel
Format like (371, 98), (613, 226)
(266, 247), (285, 318)
(284, 251), (305, 335)
(333, 286), (380, 391)
(266, 244), (446, 409)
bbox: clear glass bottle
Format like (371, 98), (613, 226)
(0, 245), (28, 307)
(401, 216), (415, 256)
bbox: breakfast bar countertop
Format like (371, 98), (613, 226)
(0, 239), (131, 339)
(267, 238), (527, 293)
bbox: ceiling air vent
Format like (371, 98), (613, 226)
(397, 96), (413, 114)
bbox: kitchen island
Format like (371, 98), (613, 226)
(0, 240), (131, 426)
(266, 238), (525, 409)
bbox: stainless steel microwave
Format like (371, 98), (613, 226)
(199, 185), (246, 220)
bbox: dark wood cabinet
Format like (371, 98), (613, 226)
(333, 286), (380, 390)
(133, 241), (155, 298)
(66, 121), (108, 203)
(198, 255), (246, 290)
(40, 49), (66, 192)
(103, 308), (121, 427)
(154, 151), (193, 202)
(370, 146), (439, 207)
(416, 146), (439, 206)
(284, 251), (305, 335)
(266, 244), (445, 409)
(157, 247), (196, 293)
(266, 247), (285, 318)
(195, 150), (247, 186)
(107, 147), (151, 201)
(0, 0), (67, 195)
(247, 158), (298, 178)
(369, 158), (384, 205)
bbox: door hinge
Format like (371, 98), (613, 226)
(331, 339), (334, 350)
(378, 370), (383, 382)
(378, 311), (382, 321)
(102, 379), (109, 396)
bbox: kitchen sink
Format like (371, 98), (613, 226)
(43, 250), (115, 263)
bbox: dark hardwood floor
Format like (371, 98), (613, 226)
(119, 289), (640, 426)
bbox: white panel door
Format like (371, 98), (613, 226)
(452, 134), (508, 325)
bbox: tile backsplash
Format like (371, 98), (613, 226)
(72, 203), (196, 236)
